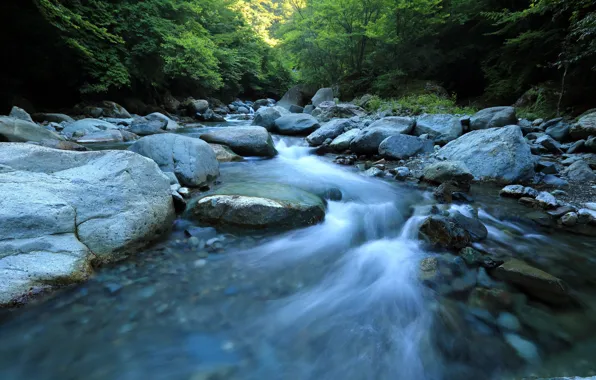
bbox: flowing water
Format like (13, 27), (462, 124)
(1, 118), (596, 380)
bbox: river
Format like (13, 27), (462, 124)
(1, 117), (596, 380)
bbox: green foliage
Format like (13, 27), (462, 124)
(364, 94), (477, 115)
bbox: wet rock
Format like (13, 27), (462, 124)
(504, 333), (540, 363)
(570, 111), (596, 140)
(200, 126), (277, 157)
(497, 312), (521, 332)
(419, 216), (471, 250)
(536, 161), (558, 174)
(547, 205), (575, 218)
(394, 167), (410, 180)
(311, 88), (334, 107)
(129, 117), (167, 136)
(349, 117), (415, 155)
(306, 118), (356, 146)
(147, 112), (179, 130)
(363, 167), (384, 177)
(535, 191), (558, 209)
(423, 161), (473, 190)
(563, 160), (596, 182)
(9, 106), (33, 122)
(0, 116), (63, 142)
(330, 129), (360, 151)
(419, 257), (440, 284)
(500, 185), (539, 199)
(493, 259), (570, 305)
(438, 126), (535, 184)
(544, 118), (570, 141)
(468, 287), (513, 312)
(188, 182), (325, 230)
(129, 134), (219, 187)
(0, 144), (174, 305)
(414, 114), (463, 144)
(578, 208), (596, 224)
(470, 106), (517, 131)
(379, 134), (433, 160)
(433, 181), (458, 203)
(586, 136), (596, 153)
(451, 211), (488, 241)
(252, 106), (289, 131)
(561, 212), (578, 226)
(209, 144), (243, 162)
(525, 210), (555, 227)
(289, 105), (304, 113)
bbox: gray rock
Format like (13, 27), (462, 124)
(414, 114), (463, 144)
(129, 134), (219, 187)
(311, 88), (334, 107)
(451, 211), (488, 241)
(9, 106), (33, 122)
(561, 212), (578, 226)
(100, 101), (131, 118)
(200, 126), (277, 157)
(419, 216), (471, 250)
(36, 139), (88, 151)
(500, 185), (539, 198)
(304, 105), (315, 114)
(544, 118), (570, 141)
(470, 106), (517, 130)
(209, 143), (243, 162)
(438, 126), (534, 184)
(32, 113), (75, 124)
(423, 161), (473, 189)
(330, 129), (361, 152)
(363, 167), (385, 177)
(378, 134), (433, 160)
(567, 140), (585, 154)
(586, 137), (596, 152)
(0, 144), (174, 305)
(62, 118), (119, 138)
(188, 182), (325, 230)
(563, 160), (596, 182)
(252, 106), (290, 131)
(278, 84), (313, 109)
(252, 99), (270, 111)
(188, 99), (210, 115)
(237, 106), (250, 114)
(350, 117), (415, 154)
(536, 135), (563, 153)
(74, 130), (137, 144)
(306, 118), (355, 146)
(0, 116), (63, 142)
(274, 114), (320, 135)
(311, 103), (366, 122)
(542, 174), (569, 187)
(289, 105), (304, 113)
(535, 191), (558, 209)
(146, 112), (179, 130)
(129, 117), (167, 136)
(570, 112), (596, 140)
(394, 167), (410, 180)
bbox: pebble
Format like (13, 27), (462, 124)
(497, 312), (521, 332)
(194, 259), (207, 268)
(504, 333), (540, 363)
(189, 237), (201, 247)
(561, 212), (578, 227)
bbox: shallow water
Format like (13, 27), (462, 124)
(1, 118), (596, 380)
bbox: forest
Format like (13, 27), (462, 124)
(1, 0), (595, 116)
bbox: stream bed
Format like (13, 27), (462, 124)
(1, 118), (596, 380)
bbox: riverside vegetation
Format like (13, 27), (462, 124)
(1, 1), (596, 380)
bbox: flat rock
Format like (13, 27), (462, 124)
(209, 143), (243, 162)
(188, 182), (325, 230)
(414, 114), (463, 144)
(378, 134), (433, 160)
(330, 129), (361, 151)
(350, 117), (415, 154)
(423, 161), (473, 189)
(199, 126), (277, 157)
(274, 114), (320, 135)
(470, 106), (517, 130)
(0, 116), (63, 142)
(306, 118), (356, 146)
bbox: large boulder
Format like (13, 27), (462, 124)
(100, 101), (131, 118)
(570, 112), (596, 140)
(252, 106), (289, 131)
(274, 114), (320, 135)
(0, 116), (63, 142)
(186, 99), (210, 116)
(311, 103), (366, 122)
(278, 84), (317, 110)
(423, 161), (474, 189)
(0, 144), (174, 306)
(62, 118), (119, 138)
(129, 117), (167, 136)
(199, 126), (277, 157)
(438, 125), (534, 183)
(563, 160), (596, 182)
(33, 113), (75, 124)
(543, 118), (570, 141)
(188, 182), (325, 230)
(378, 134), (433, 160)
(147, 112), (180, 130)
(349, 117), (415, 154)
(311, 88), (334, 107)
(129, 134), (219, 187)
(9, 106), (33, 122)
(330, 129), (361, 151)
(470, 107), (517, 131)
(414, 114), (463, 144)
(306, 118), (356, 146)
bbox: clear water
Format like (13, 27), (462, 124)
(1, 118), (596, 380)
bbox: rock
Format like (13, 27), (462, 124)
(311, 102), (366, 122)
(567, 139), (585, 154)
(9, 106), (33, 122)
(188, 99), (210, 115)
(378, 134), (433, 160)
(419, 216), (471, 250)
(468, 287), (512, 311)
(561, 212), (578, 226)
(586, 137), (596, 153)
(469, 106), (517, 130)
(394, 167), (410, 180)
(451, 211), (488, 241)
(585, 202), (596, 211)
(535, 191), (558, 209)
(542, 174), (569, 187)
(129, 117), (167, 136)
(36, 139), (88, 151)
(100, 101), (131, 118)
(252, 106), (290, 131)
(349, 117), (415, 154)
(278, 84), (316, 109)
(306, 118), (355, 146)
(237, 106), (250, 114)
(419, 257), (440, 284)
(536, 135), (563, 154)
(0, 116), (63, 142)
(563, 160), (596, 182)
(423, 161), (473, 190)
(129, 134), (219, 187)
(433, 181), (457, 203)
(0, 144), (174, 305)
(499, 185), (539, 198)
(188, 183), (325, 230)
(163, 93), (181, 113)
(460, 247), (503, 269)
(311, 88), (334, 107)
(209, 144), (243, 162)
(74, 130), (137, 144)
(146, 112), (179, 130)
(363, 167), (384, 177)
(289, 105), (304, 113)
(62, 118), (119, 138)
(536, 161), (558, 174)
(578, 208), (596, 224)
(504, 334), (540, 363)
(274, 114), (320, 135)
(304, 105), (315, 114)
(414, 114), (463, 144)
(438, 126), (534, 184)
(32, 113), (75, 124)
(199, 126), (277, 157)
(330, 129), (361, 151)
(252, 99), (270, 111)
(493, 259), (570, 304)
(544, 118), (570, 141)
(570, 112), (596, 140)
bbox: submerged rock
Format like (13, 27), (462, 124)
(419, 216), (471, 250)
(188, 183), (325, 230)
(0, 144), (174, 306)
(200, 126), (277, 157)
(129, 134), (219, 187)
